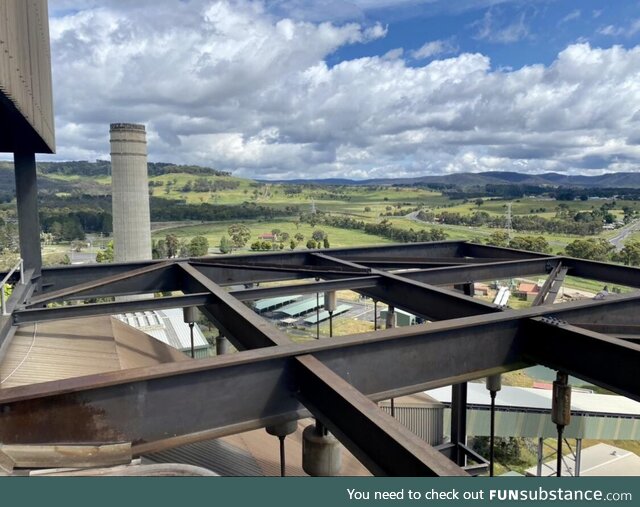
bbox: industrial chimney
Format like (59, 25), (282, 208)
(109, 123), (152, 262)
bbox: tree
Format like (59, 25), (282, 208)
(219, 235), (232, 254)
(50, 221), (63, 241)
(71, 240), (86, 252)
(508, 236), (551, 254)
(471, 436), (522, 463)
(613, 240), (640, 266)
(178, 240), (190, 258)
(486, 231), (510, 247)
(323, 237), (330, 249)
(290, 240), (296, 250)
(228, 224), (251, 251)
(565, 238), (614, 262)
(189, 236), (209, 257)
(306, 239), (317, 249)
(165, 234), (179, 258)
(280, 232), (290, 243)
(294, 233), (304, 244)
(153, 239), (167, 259)
(271, 228), (281, 241)
(312, 229), (326, 242)
(96, 241), (114, 263)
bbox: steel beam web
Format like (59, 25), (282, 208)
(294, 355), (468, 476)
(522, 318), (640, 401)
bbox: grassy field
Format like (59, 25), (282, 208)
(153, 218), (395, 251)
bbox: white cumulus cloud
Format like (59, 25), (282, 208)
(41, 0), (640, 179)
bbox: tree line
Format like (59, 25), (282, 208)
(299, 212), (448, 243)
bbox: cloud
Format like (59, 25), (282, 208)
(559, 9), (580, 25)
(598, 19), (640, 38)
(41, 1), (640, 179)
(410, 39), (458, 59)
(472, 9), (529, 44)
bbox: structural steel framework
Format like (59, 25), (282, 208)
(1, 240), (640, 476)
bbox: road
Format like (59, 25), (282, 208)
(608, 219), (640, 250)
(407, 211), (640, 251)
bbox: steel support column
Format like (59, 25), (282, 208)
(450, 383), (467, 467)
(14, 152), (42, 279)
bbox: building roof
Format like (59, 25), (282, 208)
(304, 304), (352, 324)
(254, 295), (301, 312)
(378, 392), (444, 409)
(143, 420), (370, 476)
(114, 309), (209, 352)
(0, 317), (188, 389)
(525, 443), (640, 477)
(518, 283), (538, 293)
(278, 296), (324, 317)
(380, 308), (416, 318)
(427, 383), (640, 417)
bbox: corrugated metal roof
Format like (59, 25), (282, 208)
(0, 317), (188, 389)
(115, 308), (209, 352)
(427, 383), (640, 417)
(278, 296), (324, 317)
(254, 295), (300, 312)
(143, 420), (371, 476)
(304, 304), (352, 324)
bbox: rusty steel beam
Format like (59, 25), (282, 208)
(462, 242), (554, 260)
(230, 276), (381, 301)
(562, 257), (640, 288)
(0, 310), (532, 449)
(3, 291), (640, 450)
(311, 252), (499, 320)
(179, 262), (290, 348)
(391, 257), (561, 287)
(569, 323), (640, 336)
(294, 355), (467, 476)
(531, 263), (567, 306)
(32, 241), (466, 293)
(13, 293), (213, 325)
(189, 260), (370, 276)
(27, 262), (176, 306)
(338, 256), (509, 265)
(522, 317), (640, 401)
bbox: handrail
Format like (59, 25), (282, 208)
(1, 258), (24, 316)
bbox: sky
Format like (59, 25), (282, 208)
(35, 0), (640, 179)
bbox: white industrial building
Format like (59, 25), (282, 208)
(115, 309), (211, 358)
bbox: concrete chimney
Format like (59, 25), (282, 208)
(109, 123), (152, 262)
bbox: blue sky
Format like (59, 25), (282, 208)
(39, 0), (640, 179)
(328, 1), (640, 69)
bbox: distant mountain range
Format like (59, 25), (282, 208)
(3, 160), (640, 189)
(261, 171), (640, 188)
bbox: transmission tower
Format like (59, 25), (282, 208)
(506, 202), (513, 240)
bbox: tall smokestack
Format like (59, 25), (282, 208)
(109, 123), (152, 262)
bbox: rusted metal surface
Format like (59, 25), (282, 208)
(2, 241), (640, 476)
(179, 262), (291, 348)
(294, 355), (467, 476)
(27, 262), (175, 306)
(0, 312), (530, 450)
(523, 318), (640, 401)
